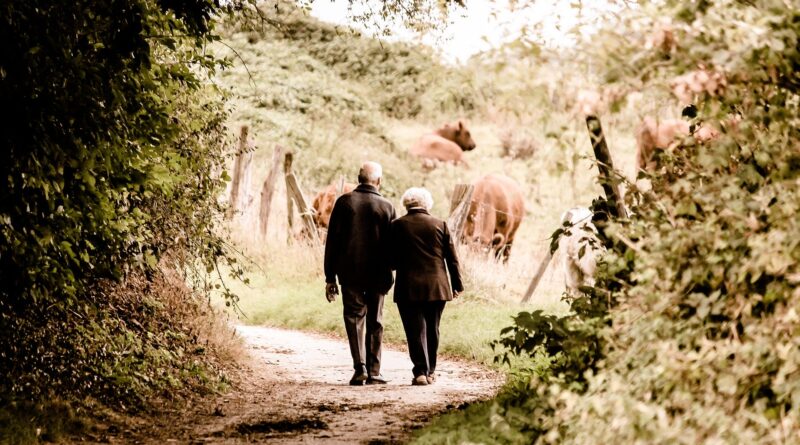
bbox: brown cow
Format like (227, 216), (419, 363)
(635, 117), (718, 173)
(462, 174), (525, 262)
(410, 120), (477, 167)
(310, 181), (356, 240)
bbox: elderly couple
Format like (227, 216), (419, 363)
(324, 161), (463, 386)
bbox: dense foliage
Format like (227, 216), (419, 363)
(538, 2), (800, 442)
(414, 1), (800, 443)
(0, 0), (237, 428)
(237, 1), (480, 119)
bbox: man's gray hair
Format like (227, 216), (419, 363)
(358, 161), (382, 184)
(401, 187), (434, 211)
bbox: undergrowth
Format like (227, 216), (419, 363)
(414, 1), (800, 443)
(0, 1), (244, 442)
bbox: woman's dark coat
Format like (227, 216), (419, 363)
(390, 208), (463, 302)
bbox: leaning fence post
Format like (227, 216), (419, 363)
(521, 250), (554, 303)
(258, 145), (285, 239)
(336, 176), (346, 197)
(585, 115), (627, 219)
(285, 172), (320, 246)
(447, 184), (474, 242)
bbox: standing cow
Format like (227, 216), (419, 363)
(410, 120), (477, 167)
(462, 174), (525, 262)
(310, 181), (356, 241)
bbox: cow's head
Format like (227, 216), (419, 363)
(441, 120), (477, 152)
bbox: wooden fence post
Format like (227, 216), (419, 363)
(227, 125), (253, 220)
(447, 184), (474, 242)
(585, 115), (627, 219)
(521, 250), (554, 303)
(258, 145), (285, 239)
(285, 172), (320, 246)
(522, 116), (626, 303)
(284, 152), (294, 239)
(336, 176), (345, 197)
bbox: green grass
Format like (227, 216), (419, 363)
(213, 242), (555, 445)
(216, 245), (544, 365)
(0, 400), (87, 445)
(408, 400), (531, 445)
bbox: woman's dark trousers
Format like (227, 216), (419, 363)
(397, 301), (446, 377)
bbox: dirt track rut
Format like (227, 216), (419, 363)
(113, 325), (502, 444)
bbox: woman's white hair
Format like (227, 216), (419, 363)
(401, 187), (434, 211)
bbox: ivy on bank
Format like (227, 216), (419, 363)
(0, 0), (243, 413)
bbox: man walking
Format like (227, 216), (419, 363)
(324, 161), (396, 385)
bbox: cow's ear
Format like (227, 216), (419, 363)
(458, 120), (464, 131)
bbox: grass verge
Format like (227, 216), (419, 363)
(219, 263), (528, 365)
(0, 400), (88, 445)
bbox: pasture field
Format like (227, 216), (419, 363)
(211, 4), (647, 367)
(214, 116), (643, 366)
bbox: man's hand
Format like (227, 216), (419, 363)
(325, 282), (339, 302)
(453, 290), (462, 299)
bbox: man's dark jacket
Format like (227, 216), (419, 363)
(390, 208), (463, 302)
(324, 183), (396, 294)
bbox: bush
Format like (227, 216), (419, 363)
(0, 0), (239, 422)
(417, 1), (800, 443)
(225, 1), (481, 120)
(498, 127), (540, 160)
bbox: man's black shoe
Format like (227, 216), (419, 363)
(366, 374), (390, 385)
(349, 367), (368, 386)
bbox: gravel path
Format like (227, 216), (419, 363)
(107, 325), (502, 444)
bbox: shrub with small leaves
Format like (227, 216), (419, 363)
(0, 0), (239, 413)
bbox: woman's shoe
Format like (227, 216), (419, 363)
(426, 373), (436, 384)
(412, 375), (429, 386)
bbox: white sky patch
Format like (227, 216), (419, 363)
(309, 0), (617, 64)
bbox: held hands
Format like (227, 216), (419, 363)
(453, 290), (462, 299)
(325, 282), (339, 302)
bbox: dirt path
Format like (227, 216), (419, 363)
(115, 325), (502, 444)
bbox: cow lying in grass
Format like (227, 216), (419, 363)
(410, 120), (476, 168)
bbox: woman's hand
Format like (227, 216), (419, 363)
(453, 290), (461, 299)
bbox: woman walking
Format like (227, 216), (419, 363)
(390, 187), (463, 386)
